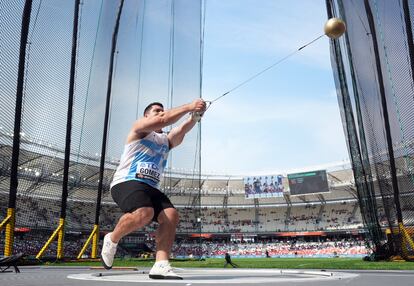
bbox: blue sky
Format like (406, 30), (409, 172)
(0, 0), (349, 177)
(200, 0), (349, 175)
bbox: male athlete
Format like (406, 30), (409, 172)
(101, 99), (206, 280)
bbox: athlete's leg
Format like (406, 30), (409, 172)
(154, 207), (179, 261)
(111, 207), (154, 243)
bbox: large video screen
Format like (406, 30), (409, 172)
(244, 175), (284, 199)
(287, 170), (329, 195)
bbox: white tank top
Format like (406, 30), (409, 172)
(110, 131), (170, 190)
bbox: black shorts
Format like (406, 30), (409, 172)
(111, 180), (175, 222)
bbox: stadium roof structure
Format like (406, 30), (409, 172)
(0, 131), (353, 208)
(1, 130), (412, 209)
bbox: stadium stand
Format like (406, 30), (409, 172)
(0, 137), (370, 258)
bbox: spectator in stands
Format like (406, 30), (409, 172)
(253, 178), (262, 194)
(268, 181), (276, 193)
(101, 100), (206, 280)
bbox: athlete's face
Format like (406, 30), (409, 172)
(146, 105), (164, 118)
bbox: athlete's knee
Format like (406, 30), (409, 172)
(158, 208), (179, 226)
(140, 207), (155, 223)
(131, 207), (154, 225)
(170, 209), (179, 226)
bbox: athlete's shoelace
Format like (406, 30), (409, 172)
(161, 264), (176, 274)
(103, 241), (116, 255)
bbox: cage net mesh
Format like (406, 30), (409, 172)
(0, 0), (202, 258)
(328, 0), (414, 260)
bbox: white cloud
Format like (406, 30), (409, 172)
(201, 94), (349, 175)
(197, 1), (350, 175)
(205, 0), (332, 69)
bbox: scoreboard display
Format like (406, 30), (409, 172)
(287, 170), (329, 195)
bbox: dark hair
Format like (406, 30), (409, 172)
(143, 102), (164, 115)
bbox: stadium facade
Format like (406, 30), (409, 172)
(0, 131), (368, 258)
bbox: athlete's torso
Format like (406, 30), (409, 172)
(111, 131), (169, 190)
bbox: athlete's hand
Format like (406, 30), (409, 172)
(191, 111), (204, 122)
(190, 98), (206, 113)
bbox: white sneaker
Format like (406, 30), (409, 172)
(101, 233), (117, 270)
(149, 261), (183, 280)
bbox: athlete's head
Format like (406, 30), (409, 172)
(143, 102), (164, 117)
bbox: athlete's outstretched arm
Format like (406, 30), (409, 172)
(167, 113), (202, 149)
(131, 99), (205, 135)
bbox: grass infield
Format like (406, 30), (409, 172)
(47, 258), (414, 270)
